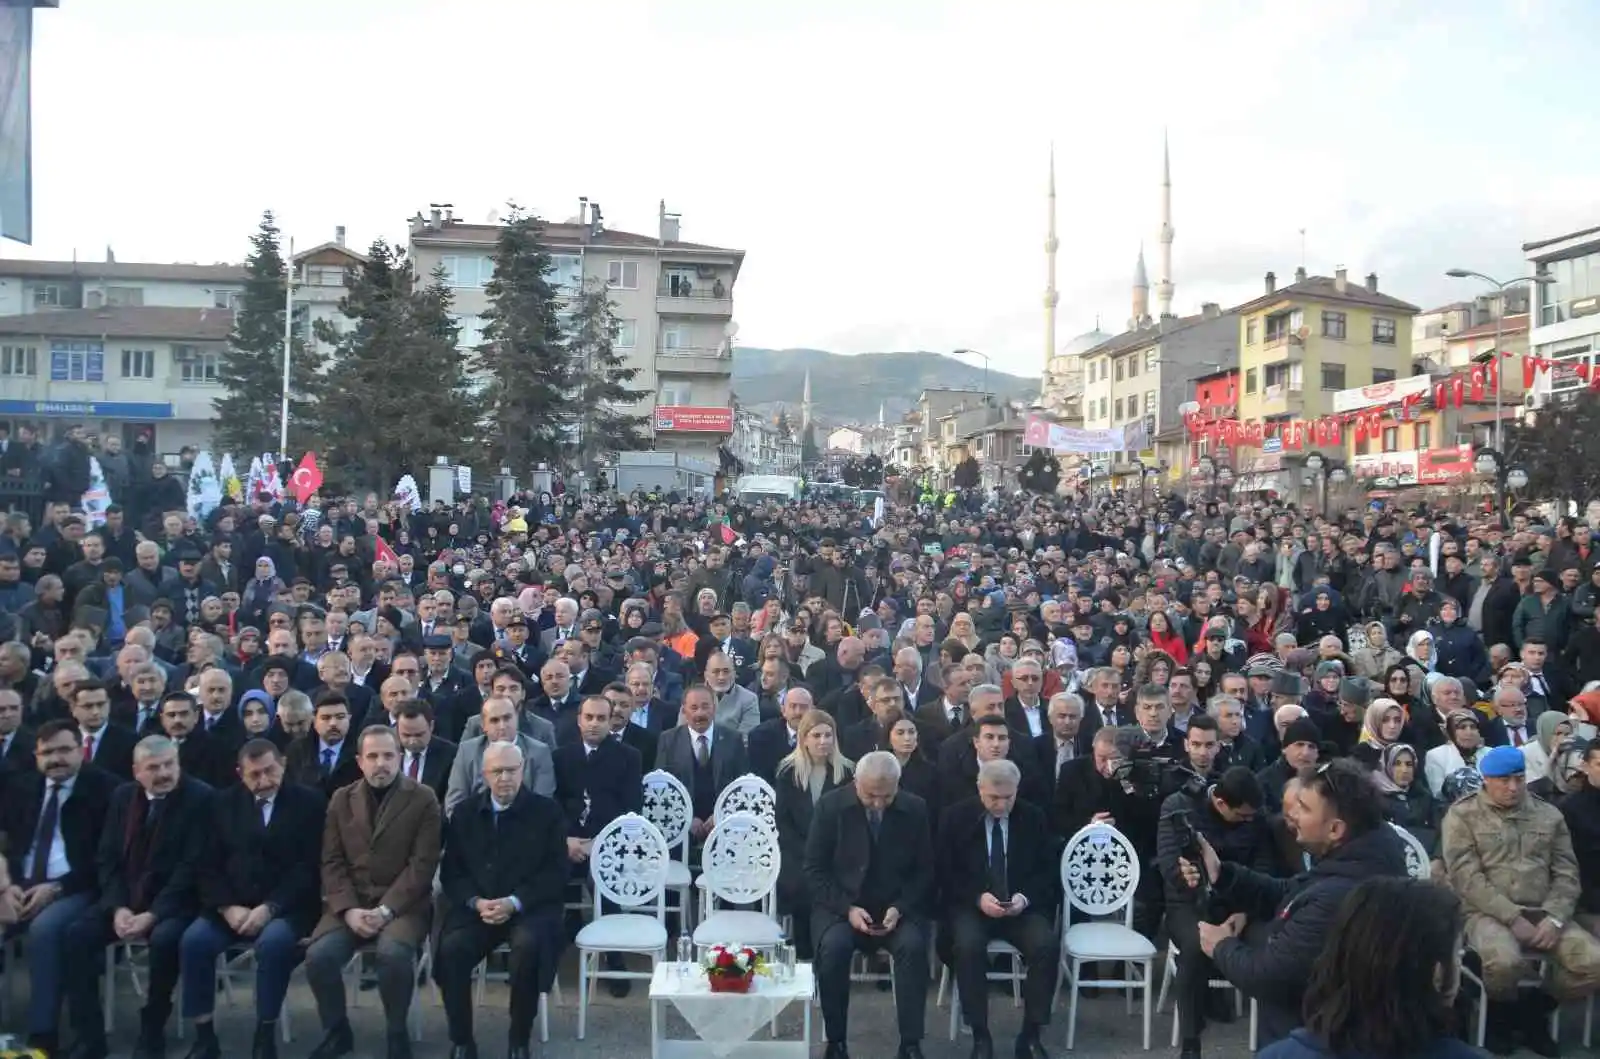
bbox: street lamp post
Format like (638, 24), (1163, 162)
(1474, 448), (1528, 528)
(952, 348), (991, 395)
(1443, 269), (1555, 450)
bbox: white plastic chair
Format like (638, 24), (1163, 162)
(691, 812), (785, 950)
(575, 812), (670, 1039)
(470, 943), (561, 1043)
(938, 939), (1025, 1039)
(1053, 822), (1155, 1050)
(697, 774), (778, 918)
(104, 940), (152, 1032)
(641, 769), (696, 931)
(1154, 938), (1250, 1048)
(1389, 821), (1430, 881)
(341, 937), (429, 1042)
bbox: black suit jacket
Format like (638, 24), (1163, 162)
(617, 723), (658, 772)
(0, 726), (35, 781)
(1076, 702), (1130, 756)
(285, 734), (361, 797)
(747, 717), (799, 784)
(1032, 732), (1077, 799)
(839, 717), (891, 764)
(2, 765), (118, 896)
(405, 737), (458, 804)
(773, 762), (851, 904)
(823, 685), (870, 730)
(1003, 696), (1047, 740)
(197, 781), (326, 934)
(173, 730), (231, 791)
(553, 738), (643, 839)
(83, 723), (137, 780)
(439, 787), (569, 931)
(97, 774), (213, 919)
(110, 699), (163, 738)
(903, 681), (942, 710)
(938, 796), (1057, 914)
(198, 706), (247, 764)
(913, 699), (967, 754)
(935, 728), (1047, 811)
(804, 783), (934, 931)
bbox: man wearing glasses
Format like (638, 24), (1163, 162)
(1004, 659), (1047, 738)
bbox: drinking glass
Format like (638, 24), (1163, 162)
(677, 932), (694, 977)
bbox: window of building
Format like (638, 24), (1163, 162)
(1414, 421), (1431, 450)
(1245, 368), (1258, 394)
(1381, 426), (1399, 452)
(49, 341), (103, 382)
(1321, 363), (1346, 390)
(1321, 311), (1347, 339)
(1126, 355), (1139, 378)
(1245, 318), (1258, 344)
(121, 349), (155, 379)
(658, 383), (692, 406)
(440, 255), (494, 288)
(607, 260), (639, 290)
(212, 289), (242, 309)
(615, 319), (637, 348)
(453, 314), (484, 349)
(174, 345), (220, 384)
(549, 254), (583, 292)
(32, 284), (63, 308)
(304, 267), (346, 287)
(1145, 349), (1157, 371)
(1372, 367), (1397, 383)
(1098, 397), (1107, 419)
(1372, 316), (1397, 344)
(1145, 389), (1157, 415)
(661, 325), (690, 350)
(1114, 398), (1124, 420)
(0, 345), (36, 376)
(104, 286), (144, 307)
(1115, 359), (1124, 382)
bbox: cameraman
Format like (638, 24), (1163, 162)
(1179, 758), (1407, 1048)
(1156, 760), (1273, 1059)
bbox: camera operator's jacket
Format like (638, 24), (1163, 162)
(1153, 789), (1276, 908)
(1209, 826), (1407, 1047)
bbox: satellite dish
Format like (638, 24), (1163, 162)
(1178, 400), (1201, 417)
(485, 209), (501, 224)
(723, 321), (740, 340)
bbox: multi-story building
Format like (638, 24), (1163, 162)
(0, 232), (359, 451)
(915, 388), (992, 473)
(1235, 268), (1418, 441)
(407, 201), (744, 466)
(892, 417), (921, 470)
(1524, 223), (1600, 412)
(1412, 291), (1529, 375)
(730, 408), (801, 476)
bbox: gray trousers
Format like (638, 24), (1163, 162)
(303, 924), (418, 1035)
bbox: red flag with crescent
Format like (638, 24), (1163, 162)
(373, 536), (400, 567)
(291, 452), (323, 504)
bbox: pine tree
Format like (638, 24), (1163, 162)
(213, 211), (325, 455)
(775, 408), (795, 439)
(567, 278), (651, 471)
(316, 241), (484, 489)
(1505, 388), (1600, 508)
(471, 205), (572, 471)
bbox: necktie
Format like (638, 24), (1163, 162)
(205, 714), (215, 732)
(1511, 726), (1526, 747)
(29, 783), (61, 886)
(83, 734), (94, 763)
(321, 748), (335, 774)
(867, 809), (883, 841)
(989, 818), (1010, 901)
(951, 705), (963, 726)
(407, 754), (421, 781)
(258, 797), (271, 827)
(695, 734), (709, 767)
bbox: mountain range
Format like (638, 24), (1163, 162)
(731, 348), (1039, 425)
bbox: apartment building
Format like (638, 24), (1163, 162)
(407, 201), (744, 466)
(1524, 223), (1600, 411)
(731, 408), (801, 475)
(915, 388), (992, 472)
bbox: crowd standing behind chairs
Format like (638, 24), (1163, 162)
(3, 471), (1600, 1059)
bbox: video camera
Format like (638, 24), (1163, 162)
(1110, 742), (1207, 801)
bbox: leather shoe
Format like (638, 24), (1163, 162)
(1015, 1030), (1052, 1059)
(897, 1043), (926, 1059)
(306, 1021), (355, 1059)
(132, 1032), (167, 1059)
(66, 1043), (109, 1059)
(252, 1021), (279, 1059)
(970, 1033), (995, 1059)
(448, 1045), (479, 1059)
(824, 1043), (851, 1059)
(508, 1047), (531, 1059)
(182, 1032), (221, 1059)
(386, 1031), (413, 1059)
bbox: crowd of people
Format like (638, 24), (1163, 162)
(0, 469), (1599, 1059)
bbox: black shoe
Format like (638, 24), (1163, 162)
(824, 1043), (851, 1059)
(1483, 1000), (1518, 1056)
(897, 1043), (926, 1059)
(1178, 1039), (1202, 1059)
(252, 1021), (279, 1059)
(182, 1027), (221, 1059)
(1015, 1030), (1052, 1059)
(132, 1029), (167, 1059)
(65, 1043), (109, 1059)
(448, 1045), (479, 1059)
(508, 1047), (530, 1059)
(386, 1030), (413, 1059)
(306, 1021), (355, 1059)
(970, 1032), (994, 1059)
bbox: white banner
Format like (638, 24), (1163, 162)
(81, 457), (109, 528)
(456, 465), (472, 495)
(1022, 415), (1135, 454)
(186, 451), (223, 519)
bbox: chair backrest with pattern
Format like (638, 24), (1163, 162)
(701, 811), (781, 914)
(713, 772), (776, 824)
(1389, 821), (1430, 880)
(1060, 822), (1141, 925)
(641, 769), (693, 860)
(589, 812), (670, 919)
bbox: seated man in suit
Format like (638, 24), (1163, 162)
(940, 758), (1059, 1059)
(72, 678), (136, 780)
(63, 735), (213, 1059)
(938, 686), (1045, 811)
(0, 684), (34, 781)
(446, 695), (556, 816)
(158, 689), (228, 790)
(114, 661), (168, 736)
(461, 667), (557, 749)
(179, 738), (326, 1059)
(894, 647), (941, 710)
(1037, 692), (1084, 795)
(285, 691), (362, 797)
(437, 740), (569, 1059)
(553, 695), (643, 869)
(806, 750), (934, 1059)
(394, 699), (456, 805)
(657, 684), (749, 843)
(623, 661), (677, 734)
(195, 666), (246, 759)
(749, 687), (815, 783)
(605, 681), (658, 771)
(302, 725), (442, 1059)
(914, 663), (973, 756)
(0, 719), (118, 1058)
(1004, 658), (1049, 739)
(705, 650), (761, 735)
(842, 680), (903, 764)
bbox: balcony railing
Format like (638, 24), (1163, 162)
(657, 345), (729, 359)
(658, 281), (731, 300)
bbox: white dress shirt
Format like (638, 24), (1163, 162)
(23, 774), (77, 882)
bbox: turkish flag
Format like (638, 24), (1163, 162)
(291, 452), (323, 504)
(719, 521), (736, 545)
(1524, 358), (1539, 389)
(373, 536), (400, 567)
(1469, 365), (1485, 402)
(1450, 376), (1465, 408)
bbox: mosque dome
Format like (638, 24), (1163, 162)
(1058, 329), (1113, 358)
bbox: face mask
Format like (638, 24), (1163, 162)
(452, 564), (466, 575)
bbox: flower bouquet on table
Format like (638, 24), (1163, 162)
(701, 944), (766, 993)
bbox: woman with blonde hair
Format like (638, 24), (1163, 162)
(773, 709), (853, 958)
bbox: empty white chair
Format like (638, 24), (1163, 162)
(1053, 822), (1155, 1050)
(641, 769), (696, 931)
(692, 811), (785, 950)
(1390, 821), (1430, 880)
(575, 812), (670, 1039)
(698, 774), (778, 919)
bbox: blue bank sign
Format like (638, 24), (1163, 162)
(0, 400), (175, 418)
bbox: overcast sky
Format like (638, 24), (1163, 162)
(9, 0), (1599, 378)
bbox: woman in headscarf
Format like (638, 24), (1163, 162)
(1375, 743), (1437, 854)
(1404, 630), (1437, 682)
(1302, 661), (1344, 717)
(1295, 587), (1346, 647)
(1351, 620), (1403, 680)
(1354, 697), (1407, 770)
(1522, 711), (1573, 783)
(1381, 663), (1417, 721)
(238, 556), (284, 632)
(1424, 710), (1486, 799)
(1531, 738), (1585, 805)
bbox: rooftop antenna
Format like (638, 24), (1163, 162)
(1299, 228), (1307, 271)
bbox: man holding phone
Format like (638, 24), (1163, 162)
(806, 751), (934, 1059)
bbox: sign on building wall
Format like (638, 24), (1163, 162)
(655, 405), (734, 433)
